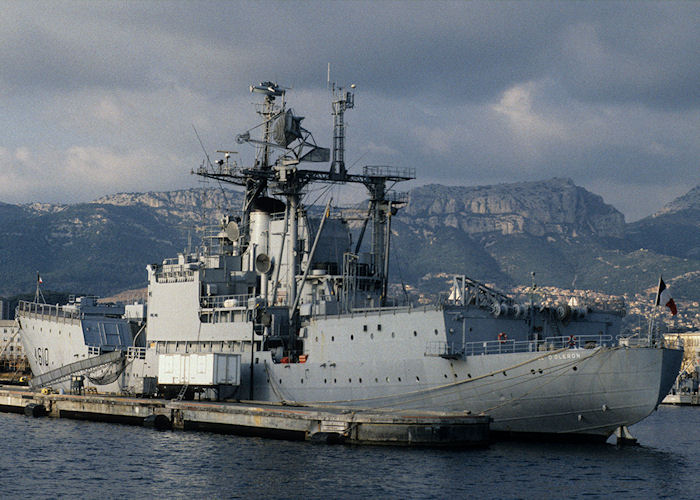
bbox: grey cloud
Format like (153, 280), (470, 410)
(1, 1), (699, 221)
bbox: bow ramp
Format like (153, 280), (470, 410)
(29, 351), (124, 389)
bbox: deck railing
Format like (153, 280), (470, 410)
(200, 293), (256, 309)
(426, 334), (615, 358)
(16, 300), (81, 321)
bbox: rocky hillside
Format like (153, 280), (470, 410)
(626, 184), (700, 260)
(403, 178), (625, 238)
(94, 188), (243, 225)
(657, 185), (700, 215)
(1, 180), (698, 302)
(0, 188), (242, 296)
(392, 179), (698, 298)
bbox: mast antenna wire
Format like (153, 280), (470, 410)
(305, 181), (336, 211)
(192, 124), (230, 209)
(193, 124), (213, 168)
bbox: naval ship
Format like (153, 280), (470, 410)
(17, 81), (682, 441)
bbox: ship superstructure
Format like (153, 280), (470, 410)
(17, 81), (682, 440)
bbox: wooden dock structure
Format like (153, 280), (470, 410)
(0, 386), (490, 446)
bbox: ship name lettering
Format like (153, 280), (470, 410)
(547, 352), (581, 360)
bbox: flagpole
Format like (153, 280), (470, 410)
(35, 271), (46, 304)
(648, 276), (662, 346)
(648, 302), (658, 346)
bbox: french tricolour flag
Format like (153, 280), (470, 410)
(655, 277), (677, 316)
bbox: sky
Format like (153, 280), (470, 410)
(1, 1), (699, 222)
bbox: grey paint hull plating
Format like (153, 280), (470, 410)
(18, 301), (683, 440)
(18, 302), (682, 439)
(18, 307), (682, 438)
(18, 313), (148, 395)
(251, 345), (681, 438)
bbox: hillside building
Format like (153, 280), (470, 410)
(0, 320), (28, 373)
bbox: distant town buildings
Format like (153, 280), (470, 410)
(413, 273), (700, 335)
(0, 320), (28, 373)
(0, 299), (10, 320)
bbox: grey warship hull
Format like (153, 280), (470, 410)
(17, 298), (148, 394)
(234, 304), (682, 439)
(17, 80), (682, 441)
(18, 300), (681, 439)
(256, 337), (680, 438)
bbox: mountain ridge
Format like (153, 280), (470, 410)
(404, 178), (625, 238)
(1, 179), (697, 302)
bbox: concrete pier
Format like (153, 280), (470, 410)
(0, 387), (490, 447)
(662, 392), (700, 405)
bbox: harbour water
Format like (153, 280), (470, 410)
(1, 405), (697, 499)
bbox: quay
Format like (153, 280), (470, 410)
(0, 387), (490, 446)
(662, 333), (700, 406)
(662, 392), (700, 406)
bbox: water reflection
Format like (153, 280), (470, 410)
(1, 406), (697, 499)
